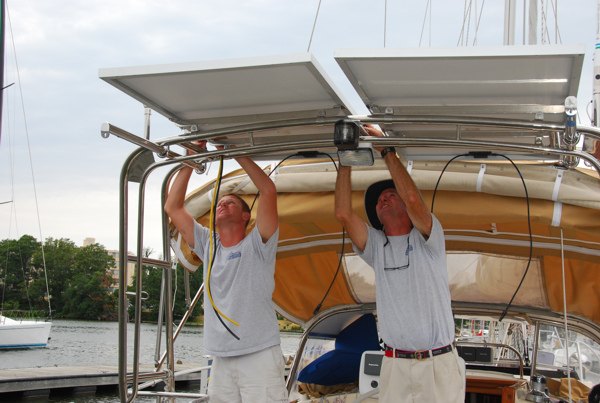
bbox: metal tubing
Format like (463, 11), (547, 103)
(156, 115), (571, 148)
(134, 160), (176, 394)
(126, 255), (171, 269)
(137, 391), (208, 400)
(156, 284), (205, 370)
(162, 135), (600, 175)
(127, 370), (169, 383)
(163, 242), (175, 393)
(101, 122), (205, 170)
(137, 365), (212, 392)
(102, 122), (165, 154)
(531, 320), (541, 377)
(154, 269), (166, 365)
(117, 147), (148, 403)
(285, 304), (375, 393)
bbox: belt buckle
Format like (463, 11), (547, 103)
(415, 350), (426, 361)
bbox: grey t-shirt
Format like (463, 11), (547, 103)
(353, 215), (455, 351)
(193, 223), (281, 357)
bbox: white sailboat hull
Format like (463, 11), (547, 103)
(0, 316), (52, 349)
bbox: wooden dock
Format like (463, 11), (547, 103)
(0, 363), (203, 399)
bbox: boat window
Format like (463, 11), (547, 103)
(342, 254), (376, 303)
(342, 251), (548, 308)
(537, 324), (600, 386)
(448, 252), (548, 309)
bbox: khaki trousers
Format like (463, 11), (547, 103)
(379, 347), (465, 403)
(208, 345), (288, 403)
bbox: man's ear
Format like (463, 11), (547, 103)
(242, 211), (251, 222)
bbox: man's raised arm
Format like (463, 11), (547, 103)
(234, 157), (278, 242)
(335, 165), (368, 252)
(164, 166), (196, 247)
(364, 125), (432, 237)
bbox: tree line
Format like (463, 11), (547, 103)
(0, 235), (203, 322)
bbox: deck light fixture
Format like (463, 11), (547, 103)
(334, 119), (374, 166)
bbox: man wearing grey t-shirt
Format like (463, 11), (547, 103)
(165, 141), (286, 403)
(334, 125), (464, 402)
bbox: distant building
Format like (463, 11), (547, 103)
(84, 238), (135, 292)
(83, 237), (96, 247)
(106, 250), (136, 292)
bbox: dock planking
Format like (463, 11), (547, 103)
(0, 363), (203, 397)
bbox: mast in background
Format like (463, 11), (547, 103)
(504, 0), (516, 45)
(594, 0), (600, 127)
(0, 0), (5, 144)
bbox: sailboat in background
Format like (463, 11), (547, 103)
(0, 0), (52, 349)
(0, 315), (51, 349)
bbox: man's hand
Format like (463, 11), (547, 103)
(187, 140), (207, 155)
(363, 124), (386, 152)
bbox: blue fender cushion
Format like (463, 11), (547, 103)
(298, 314), (381, 386)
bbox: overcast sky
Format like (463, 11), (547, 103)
(0, 0), (597, 258)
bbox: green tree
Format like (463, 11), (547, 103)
(0, 235), (44, 312)
(34, 237), (77, 314)
(60, 243), (117, 320)
(128, 251), (203, 322)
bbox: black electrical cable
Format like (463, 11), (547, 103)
(430, 153), (469, 212)
(209, 156), (240, 340)
(493, 154), (533, 322)
(308, 154), (345, 315)
(243, 151), (342, 316)
(430, 152), (533, 323)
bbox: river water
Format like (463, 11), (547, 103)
(0, 319), (302, 402)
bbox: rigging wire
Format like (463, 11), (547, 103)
(307, 0), (322, 52)
(473, 0), (486, 46)
(418, 0), (432, 47)
(560, 228), (574, 403)
(549, 0), (562, 44)
(2, 4), (51, 318)
(457, 0), (470, 46)
(384, 0), (388, 47)
(430, 152), (533, 323)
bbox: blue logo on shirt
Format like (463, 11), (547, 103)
(227, 251), (242, 261)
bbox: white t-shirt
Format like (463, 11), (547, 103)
(353, 215), (455, 351)
(193, 223), (281, 357)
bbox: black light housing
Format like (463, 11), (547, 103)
(334, 119), (360, 149)
(334, 119), (374, 166)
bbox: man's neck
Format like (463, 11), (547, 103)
(382, 216), (412, 236)
(217, 224), (247, 247)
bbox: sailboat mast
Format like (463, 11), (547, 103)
(594, 0), (600, 127)
(0, 0), (5, 144)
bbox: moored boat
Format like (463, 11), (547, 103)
(0, 314), (51, 349)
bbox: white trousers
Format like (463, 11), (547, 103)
(208, 344), (288, 403)
(379, 347), (465, 403)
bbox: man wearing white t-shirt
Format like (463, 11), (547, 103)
(334, 125), (464, 402)
(165, 141), (286, 403)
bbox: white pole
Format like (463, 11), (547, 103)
(504, 0), (516, 45)
(593, 0), (600, 126)
(529, 0), (538, 45)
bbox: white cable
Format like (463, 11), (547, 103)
(306, 0), (322, 52)
(560, 228), (573, 403)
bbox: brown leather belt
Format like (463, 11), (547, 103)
(384, 343), (454, 360)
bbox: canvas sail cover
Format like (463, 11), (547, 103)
(176, 159), (600, 326)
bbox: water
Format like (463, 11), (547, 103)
(0, 319), (302, 401)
